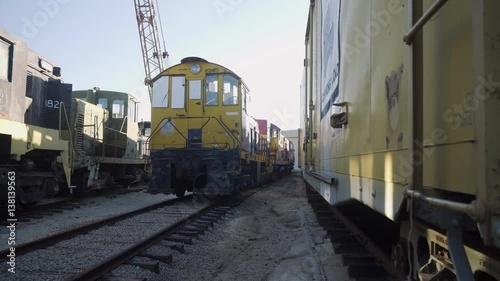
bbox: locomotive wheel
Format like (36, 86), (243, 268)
(175, 186), (186, 198)
(391, 239), (410, 276)
(74, 170), (89, 198)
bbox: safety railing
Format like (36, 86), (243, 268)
(58, 102), (74, 173)
(148, 116), (240, 150)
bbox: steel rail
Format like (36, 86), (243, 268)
(0, 195), (191, 260)
(67, 198), (222, 281)
(69, 186), (264, 280)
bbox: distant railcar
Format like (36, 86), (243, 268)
(0, 29), (150, 205)
(69, 89), (150, 194)
(300, 1), (500, 280)
(257, 120), (295, 177)
(148, 57), (294, 197)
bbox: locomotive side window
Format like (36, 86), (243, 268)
(223, 74), (238, 105)
(129, 100), (138, 122)
(97, 98), (108, 109)
(242, 86), (248, 112)
(171, 76), (185, 109)
(152, 75), (169, 108)
(254, 129), (259, 153)
(189, 80), (201, 99)
(112, 100), (124, 118)
(205, 75), (218, 106)
(0, 39), (12, 82)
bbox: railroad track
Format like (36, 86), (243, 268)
(0, 195), (192, 261)
(0, 188), (260, 280)
(0, 185), (147, 225)
(306, 186), (405, 281)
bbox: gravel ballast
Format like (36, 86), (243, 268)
(114, 172), (353, 281)
(2, 173), (353, 280)
(0, 190), (176, 251)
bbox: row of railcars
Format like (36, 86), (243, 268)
(148, 57), (294, 197)
(300, 0), (500, 280)
(0, 29), (149, 205)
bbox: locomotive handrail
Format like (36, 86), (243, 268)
(147, 117), (168, 141)
(104, 126), (128, 135)
(214, 116), (239, 148)
(119, 116), (128, 133)
(93, 115), (98, 157)
(199, 116), (212, 131)
(148, 116), (239, 150)
(169, 120), (189, 143)
(58, 102), (74, 173)
(404, 189), (486, 223)
(185, 116), (239, 149)
(147, 117), (189, 145)
(403, 0), (448, 45)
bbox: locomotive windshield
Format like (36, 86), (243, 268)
(205, 75), (218, 106)
(112, 100), (124, 118)
(97, 98), (108, 109)
(171, 76), (185, 109)
(243, 86), (248, 112)
(223, 74), (238, 105)
(152, 76), (169, 108)
(0, 39), (11, 81)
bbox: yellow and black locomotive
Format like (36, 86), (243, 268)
(148, 57), (294, 197)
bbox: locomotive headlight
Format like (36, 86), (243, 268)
(190, 64), (201, 74)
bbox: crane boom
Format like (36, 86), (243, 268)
(134, 0), (168, 101)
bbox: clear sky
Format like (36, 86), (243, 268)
(0, 0), (309, 130)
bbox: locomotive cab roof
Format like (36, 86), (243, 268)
(181, 57), (208, 63)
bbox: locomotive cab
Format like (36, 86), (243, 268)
(72, 89), (140, 159)
(65, 88), (147, 192)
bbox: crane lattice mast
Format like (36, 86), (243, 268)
(134, 0), (168, 101)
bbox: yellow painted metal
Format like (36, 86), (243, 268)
(302, 0), (500, 217)
(301, 1), (500, 278)
(1, 120), (69, 159)
(303, 0), (500, 261)
(305, 0), (410, 218)
(0, 119), (71, 185)
(421, 0), (475, 194)
(482, 0), (500, 249)
(150, 60), (243, 152)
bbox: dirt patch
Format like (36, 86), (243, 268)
(154, 172), (352, 281)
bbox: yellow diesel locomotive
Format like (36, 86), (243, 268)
(148, 57), (294, 197)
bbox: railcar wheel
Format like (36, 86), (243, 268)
(175, 187), (186, 198)
(391, 239), (410, 276)
(74, 170), (89, 198)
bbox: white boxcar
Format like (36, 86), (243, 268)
(300, 1), (500, 280)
